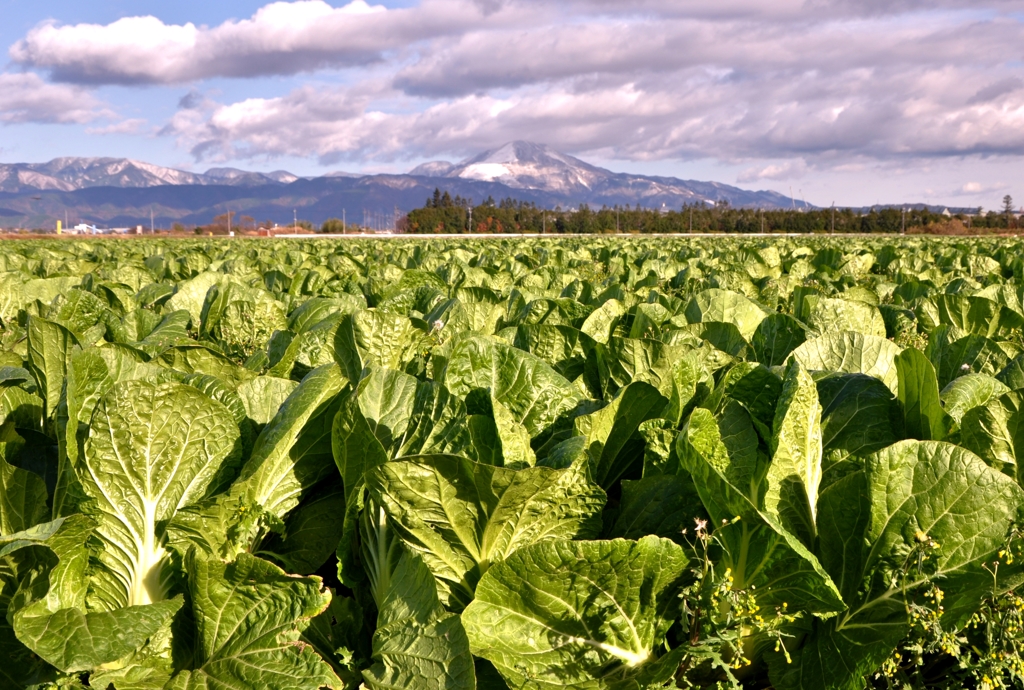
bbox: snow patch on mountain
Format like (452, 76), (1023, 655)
(441, 141), (608, 194)
(459, 163), (512, 182)
(409, 161), (455, 176)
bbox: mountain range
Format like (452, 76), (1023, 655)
(0, 141), (799, 229)
(0, 157), (301, 193)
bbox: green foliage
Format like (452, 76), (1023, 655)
(0, 234), (1023, 690)
(405, 196), (987, 235)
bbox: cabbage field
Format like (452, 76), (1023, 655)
(3, 236), (1024, 690)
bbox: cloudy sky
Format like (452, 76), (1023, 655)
(1, 0), (1022, 207)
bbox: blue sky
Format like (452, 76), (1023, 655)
(1, 0), (1022, 208)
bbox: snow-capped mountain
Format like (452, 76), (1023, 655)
(415, 141), (794, 208)
(0, 158), (297, 193)
(0, 158), (206, 192)
(203, 167), (300, 185)
(0, 167), (78, 192)
(0, 144), (796, 208)
(0, 142), (803, 229)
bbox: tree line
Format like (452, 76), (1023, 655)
(399, 189), (1019, 235)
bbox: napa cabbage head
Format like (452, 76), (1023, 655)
(10, 379), (241, 673)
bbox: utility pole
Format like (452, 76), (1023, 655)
(342, 209), (346, 234)
(901, 207), (906, 234)
(616, 207), (619, 233)
(831, 202), (835, 234)
(293, 209), (297, 231)
(227, 209), (231, 235)
(150, 207), (154, 234)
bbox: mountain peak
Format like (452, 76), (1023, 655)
(409, 160), (455, 176)
(459, 141), (592, 169)
(444, 141), (607, 193)
(465, 141), (550, 163)
(203, 167), (299, 184)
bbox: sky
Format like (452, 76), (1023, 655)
(0, 0), (1022, 208)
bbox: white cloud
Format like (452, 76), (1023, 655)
(9, 0), (513, 85)
(955, 181), (1009, 196)
(24, 0), (1014, 87)
(166, 47), (1024, 169)
(0, 72), (111, 124)
(166, 82), (679, 163)
(393, 12), (1024, 99)
(549, 0), (1024, 20)
(6, 0), (1023, 198)
(136, 0), (1024, 170)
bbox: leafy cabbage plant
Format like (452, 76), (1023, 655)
(0, 235), (1022, 690)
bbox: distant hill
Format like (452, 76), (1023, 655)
(0, 141), (804, 229)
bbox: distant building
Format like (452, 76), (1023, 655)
(69, 224), (131, 234)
